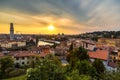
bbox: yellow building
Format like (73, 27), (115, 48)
(98, 38), (120, 48)
(109, 50), (120, 63)
(0, 41), (26, 48)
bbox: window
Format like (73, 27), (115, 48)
(22, 62), (24, 64)
(32, 56), (34, 59)
(22, 57), (24, 60)
(114, 57), (116, 59)
(27, 61), (29, 64)
(16, 58), (19, 60)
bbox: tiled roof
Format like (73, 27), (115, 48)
(11, 51), (50, 58)
(88, 50), (109, 61)
(13, 52), (37, 58)
(40, 52), (50, 57)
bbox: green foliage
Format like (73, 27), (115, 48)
(67, 46), (89, 68)
(67, 46), (106, 79)
(66, 70), (91, 80)
(0, 56), (14, 76)
(104, 71), (120, 80)
(3, 75), (26, 80)
(80, 31), (120, 39)
(78, 46), (89, 60)
(15, 63), (20, 68)
(92, 59), (106, 79)
(91, 37), (98, 41)
(67, 49), (76, 62)
(69, 43), (73, 52)
(26, 55), (41, 68)
(45, 54), (62, 65)
(7, 69), (26, 77)
(76, 60), (97, 77)
(92, 59), (105, 74)
(27, 54), (65, 80)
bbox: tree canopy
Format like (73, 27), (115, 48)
(0, 56), (14, 77)
(27, 54), (65, 80)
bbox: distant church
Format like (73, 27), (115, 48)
(10, 23), (14, 40)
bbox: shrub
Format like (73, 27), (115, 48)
(8, 69), (26, 77)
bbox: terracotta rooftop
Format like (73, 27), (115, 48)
(13, 52), (37, 58)
(39, 52), (50, 57)
(88, 50), (109, 61)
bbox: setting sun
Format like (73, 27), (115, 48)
(48, 25), (55, 31)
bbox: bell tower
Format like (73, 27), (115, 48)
(10, 23), (14, 40)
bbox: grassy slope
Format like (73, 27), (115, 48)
(3, 75), (26, 80)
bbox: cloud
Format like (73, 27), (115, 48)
(0, 0), (120, 34)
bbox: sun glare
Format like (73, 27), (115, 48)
(48, 25), (55, 31)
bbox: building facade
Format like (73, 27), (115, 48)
(0, 41), (26, 48)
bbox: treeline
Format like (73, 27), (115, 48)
(79, 31), (120, 41)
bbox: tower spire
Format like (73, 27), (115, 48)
(10, 23), (14, 40)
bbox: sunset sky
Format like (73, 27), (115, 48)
(0, 0), (120, 34)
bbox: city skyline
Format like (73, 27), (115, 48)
(0, 0), (120, 34)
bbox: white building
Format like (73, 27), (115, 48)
(12, 52), (37, 66)
(0, 41), (26, 48)
(82, 40), (96, 51)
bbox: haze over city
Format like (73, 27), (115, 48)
(0, 0), (120, 34)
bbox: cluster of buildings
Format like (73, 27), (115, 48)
(82, 38), (120, 70)
(0, 23), (57, 67)
(0, 46), (52, 66)
(98, 38), (120, 48)
(0, 23), (27, 49)
(0, 23), (120, 71)
(0, 40), (26, 48)
(53, 37), (120, 70)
